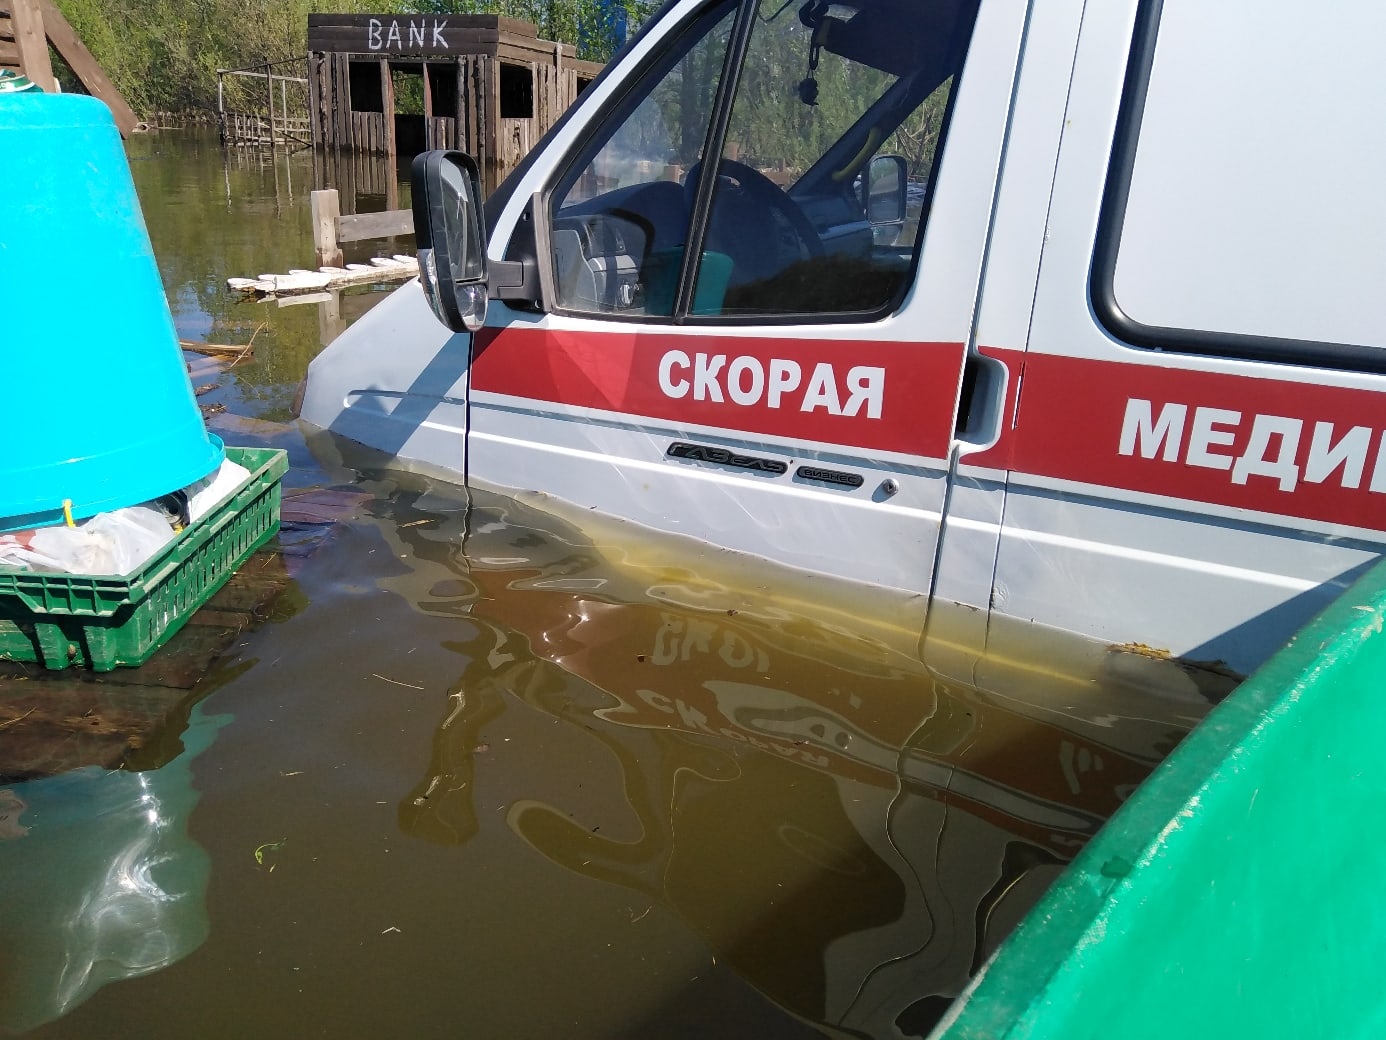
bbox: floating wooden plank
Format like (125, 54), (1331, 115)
(180, 339), (255, 358)
(227, 254), (418, 298)
(276, 290), (334, 307)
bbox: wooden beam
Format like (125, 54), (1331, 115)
(306, 53), (322, 148)
(336, 208), (413, 243)
(379, 56), (395, 159)
(8, 0), (55, 91)
(36, 0), (138, 136)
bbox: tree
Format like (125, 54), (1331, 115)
(51, 0), (400, 114)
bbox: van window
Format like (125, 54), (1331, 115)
(698, 0), (972, 317)
(547, 0), (980, 322)
(549, 0), (738, 316)
(1094, 0), (1386, 367)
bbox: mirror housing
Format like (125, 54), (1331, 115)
(411, 150), (489, 332)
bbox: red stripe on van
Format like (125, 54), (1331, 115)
(472, 327), (967, 457)
(970, 350), (1386, 532)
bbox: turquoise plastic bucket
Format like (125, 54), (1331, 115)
(0, 93), (224, 533)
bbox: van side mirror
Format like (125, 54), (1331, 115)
(863, 154), (908, 235)
(411, 150), (489, 332)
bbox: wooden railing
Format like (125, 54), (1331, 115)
(217, 59), (310, 147)
(310, 188), (413, 266)
(221, 110), (312, 147)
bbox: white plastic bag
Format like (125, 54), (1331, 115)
(0, 505), (176, 575)
(0, 459), (252, 576)
(184, 459), (251, 522)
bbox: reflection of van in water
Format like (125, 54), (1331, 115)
(369, 482), (1206, 1036)
(301, 0), (1386, 679)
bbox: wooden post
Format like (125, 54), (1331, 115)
(456, 56), (469, 155)
(380, 57), (396, 159)
(306, 54), (320, 149)
(318, 291), (346, 348)
(10, 0), (56, 93)
(311, 188), (343, 267)
(486, 53), (500, 193)
(422, 60), (433, 149)
(266, 62), (275, 146)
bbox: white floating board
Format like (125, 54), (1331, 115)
(227, 255), (419, 298)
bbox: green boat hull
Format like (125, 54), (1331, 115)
(935, 559), (1386, 1039)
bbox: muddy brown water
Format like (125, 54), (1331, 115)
(0, 132), (1217, 1038)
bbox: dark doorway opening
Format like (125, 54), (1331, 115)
(348, 60), (383, 112)
(428, 61), (459, 120)
(499, 62), (533, 119)
(391, 64), (426, 154)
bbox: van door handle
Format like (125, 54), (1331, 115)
(954, 352), (1008, 452)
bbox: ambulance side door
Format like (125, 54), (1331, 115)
(467, 0), (1029, 600)
(970, 0), (1386, 676)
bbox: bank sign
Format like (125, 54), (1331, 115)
(363, 18), (451, 52)
(307, 15), (510, 56)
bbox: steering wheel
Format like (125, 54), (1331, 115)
(687, 159), (824, 268)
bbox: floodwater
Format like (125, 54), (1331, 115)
(0, 131), (1218, 1038)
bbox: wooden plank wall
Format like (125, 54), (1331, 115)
(426, 115), (455, 150)
(312, 147), (401, 214)
(348, 109), (388, 155)
(498, 116), (532, 187)
(312, 51), (396, 156)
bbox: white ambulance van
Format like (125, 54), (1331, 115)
(301, 0), (1386, 681)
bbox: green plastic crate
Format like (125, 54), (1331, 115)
(0, 446), (288, 671)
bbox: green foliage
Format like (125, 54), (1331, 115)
(392, 68), (426, 115)
(400, 0), (660, 62)
(52, 0), (405, 114)
(51, 0), (651, 115)
(722, 0), (954, 186)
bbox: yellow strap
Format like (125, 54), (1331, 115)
(831, 128), (883, 183)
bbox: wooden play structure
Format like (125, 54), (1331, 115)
(0, 0), (138, 135)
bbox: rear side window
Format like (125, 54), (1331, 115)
(1093, 0), (1386, 369)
